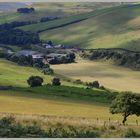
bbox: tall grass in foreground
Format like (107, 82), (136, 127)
(0, 115), (139, 138)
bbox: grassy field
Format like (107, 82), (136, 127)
(1, 3), (140, 52)
(0, 2), (117, 24)
(0, 3), (140, 132)
(0, 59), (52, 87)
(0, 3), (83, 24)
(0, 59), (140, 124)
(0, 89), (139, 123)
(18, 6), (114, 32)
(51, 58), (140, 93)
(39, 4), (140, 52)
(0, 59), (84, 88)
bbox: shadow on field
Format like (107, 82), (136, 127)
(0, 85), (117, 105)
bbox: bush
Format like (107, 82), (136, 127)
(27, 76), (44, 87)
(86, 81), (100, 88)
(100, 86), (106, 90)
(108, 125), (116, 130)
(0, 116), (47, 137)
(124, 128), (140, 138)
(0, 29), (40, 46)
(42, 68), (54, 75)
(52, 78), (61, 86)
(74, 79), (83, 84)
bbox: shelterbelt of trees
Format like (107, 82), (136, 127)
(0, 20), (40, 46)
(81, 49), (140, 70)
(0, 29), (40, 46)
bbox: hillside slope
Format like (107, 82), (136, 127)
(39, 4), (140, 52)
(0, 59), (117, 119)
(0, 59), (140, 122)
(0, 2), (118, 24)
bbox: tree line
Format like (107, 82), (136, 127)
(0, 29), (40, 46)
(17, 8), (35, 13)
(81, 49), (140, 70)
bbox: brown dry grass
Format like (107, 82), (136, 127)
(51, 58), (140, 93)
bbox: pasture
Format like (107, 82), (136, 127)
(0, 59), (52, 87)
(0, 59), (84, 88)
(0, 59), (140, 124)
(39, 4), (140, 52)
(51, 58), (140, 93)
(0, 89), (139, 123)
(0, 2), (115, 24)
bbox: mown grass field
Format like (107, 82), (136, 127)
(51, 58), (140, 93)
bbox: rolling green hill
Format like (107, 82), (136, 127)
(0, 59), (140, 122)
(0, 59), (83, 88)
(2, 3), (139, 51)
(38, 4), (140, 52)
(0, 2), (117, 24)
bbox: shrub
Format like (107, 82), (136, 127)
(42, 68), (54, 75)
(86, 81), (100, 88)
(52, 78), (61, 86)
(100, 86), (106, 90)
(74, 79), (83, 84)
(108, 125), (116, 130)
(124, 128), (140, 138)
(27, 76), (44, 87)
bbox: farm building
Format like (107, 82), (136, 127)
(16, 50), (44, 60)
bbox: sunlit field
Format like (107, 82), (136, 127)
(0, 90), (139, 124)
(51, 58), (140, 93)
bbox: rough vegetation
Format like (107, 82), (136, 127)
(81, 49), (140, 70)
(0, 116), (139, 138)
(0, 29), (40, 46)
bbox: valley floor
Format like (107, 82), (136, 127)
(51, 58), (140, 93)
(0, 58), (139, 133)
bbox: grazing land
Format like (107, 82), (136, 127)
(0, 2), (140, 137)
(51, 58), (140, 93)
(0, 59), (52, 87)
(0, 59), (139, 124)
(0, 87), (139, 123)
(39, 4), (140, 52)
(0, 2), (117, 24)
